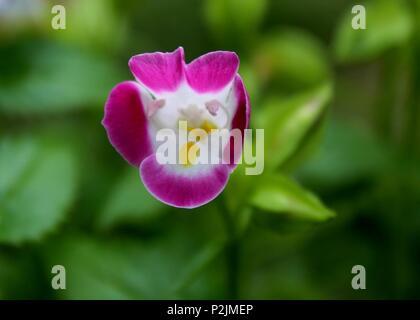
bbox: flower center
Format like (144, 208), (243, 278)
(178, 118), (218, 167)
(187, 119), (218, 134)
(179, 141), (200, 167)
(177, 103), (223, 167)
(148, 97), (230, 167)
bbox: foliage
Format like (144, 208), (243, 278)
(0, 0), (419, 299)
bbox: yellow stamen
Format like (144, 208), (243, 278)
(180, 141), (200, 167)
(200, 120), (217, 134)
(178, 119), (217, 167)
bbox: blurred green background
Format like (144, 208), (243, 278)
(0, 0), (419, 299)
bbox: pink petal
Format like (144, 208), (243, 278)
(102, 81), (153, 167)
(129, 47), (185, 93)
(186, 51), (239, 93)
(140, 155), (230, 209)
(225, 75), (251, 170)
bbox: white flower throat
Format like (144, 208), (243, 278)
(144, 82), (236, 166)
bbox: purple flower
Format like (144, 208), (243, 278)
(102, 48), (250, 208)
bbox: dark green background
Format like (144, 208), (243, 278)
(0, 0), (419, 299)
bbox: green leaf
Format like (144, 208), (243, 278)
(280, 118), (326, 172)
(97, 168), (165, 230)
(0, 136), (37, 198)
(257, 83), (332, 170)
(251, 174), (335, 222)
(296, 119), (392, 189)
(44, 212), (227, 299)
(0, 138), (78, 243)
(253, 29), (331, 93)
(333, 0), (414, 63)
(172, 239), (226, 293)
(0, 43), (122, 115)
(204, 0), (267, 46)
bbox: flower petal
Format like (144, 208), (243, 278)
(129, 47), (185, 93)
(102, 81), (153, 167)
(225, 75), (251, 170)
(140, 155), (230, 209)
(186, 51), (239, 93)
(231, 75), (251, 132)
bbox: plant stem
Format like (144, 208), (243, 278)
(218, 196), (240, 299)
(226, 235), (239, 299)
